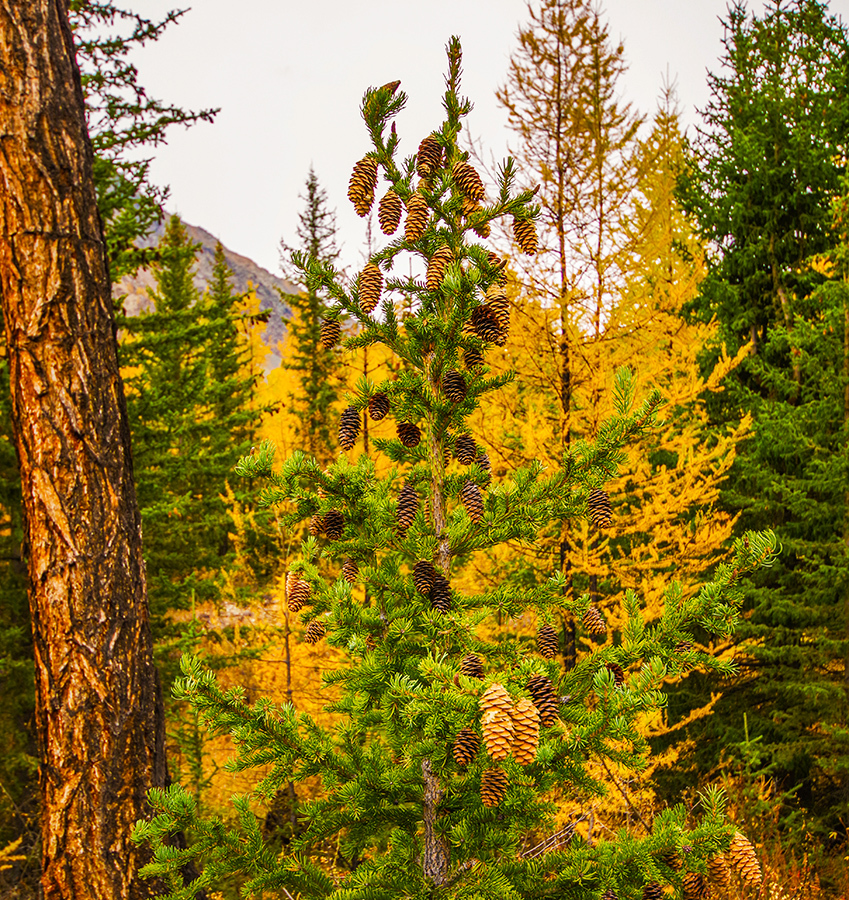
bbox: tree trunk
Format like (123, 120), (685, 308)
(0, 2), (168, 898)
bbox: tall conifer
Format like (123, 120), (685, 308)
(133, 41), (777, 899)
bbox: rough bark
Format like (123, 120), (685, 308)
(0, 2), (168, 898)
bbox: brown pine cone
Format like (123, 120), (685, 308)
(588, 488), (612, 528)
(526, 674), (558, 727)
(582, 605), (607, 635)
(455, 433), (477, 464)
(397, 421), (422, 448)
(728, 831), (762, 886)
(308, 514), (325, 537)
(342, 558), (358, 585)
(396, 482), (419, 536)
(605, 662), (625, 686)
(707, 854), (731, 891)
(377, 189), (402, 235)
(442, 370), (467, 403)
(426, 245), (453, 291)
(404, 192), (429, 242)
(304, 618), (326, 645)
(368, 392), (390, 421)
(460, 481), (484, 523)
(481, 682), (512, 715)
(339, 405), (361, 451)
(463, 346), (484, 370)
(287, 574), (311, 612)
(430, 572), (451, 612)
(642, 882), (663, 900)
(417, 135), (442, 176)
(347, 157), (378, 216)
(480, 765), (507, 807)
(460, 653), (484, 679)
(452, 160), (484, 201)
(682, 872), (708, 900)
(319, 318), (341, 348)
(512, 215), (539, 254)
(481, 708), (514, 760)
(511, 698), (540, 766)
(413, 559), (436, 594)
(469, 304), (502, 344)
(358, 262), (383, 314)
(536, 623), (559, 659)
(323, 509), (344, 540)
(453, 726), (480, 767)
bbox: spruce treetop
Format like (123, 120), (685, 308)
(134, 38), (778, 900)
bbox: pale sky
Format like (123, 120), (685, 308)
(124, 0), (849, 277)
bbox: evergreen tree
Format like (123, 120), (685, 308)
(280, 167), (343, 464)
(675, 0), (849, 835)
(133, 41), (777, 899)
(120, 216), (260, 621)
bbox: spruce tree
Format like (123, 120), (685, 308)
(120, 216), (260, 621)
(280, 167), (343, 465)
(133, 40), (778, 899)
(675, 0), (849, 833)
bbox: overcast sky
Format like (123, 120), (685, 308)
(123, 0), (849, 277)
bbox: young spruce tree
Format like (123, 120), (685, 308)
(134, 41), (777, 899)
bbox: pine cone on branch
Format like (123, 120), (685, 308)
(480, 766), (508, 807)
(511, 698), (540, 766)
(707, 854), (731, 892)
(455, 433), (477, 464)
(426, 245), (453, 291)
(526, 674), (557, 727)
(417, 135), (442, 176)
(583, 605), (607, 635)
(442, 370), (467, 403)
(368, 392), (390, 421)
(536, 624), (559, 659)
(396, 482), (419, 536)
(358, 262), (383, 314)
(460, 653), (484, 679)
(347, 157), (378, 216)
(453, 726), (480, 767)
(339, 406), (361, 451)
(430, 572), (451, 612)
(397, 421), (421, 448)
(319, 318), (340, 348)
(287, 574), (311, 612)
(682, 872), (708, 900)
(413, 559), (436, 594)
(588, 488), (612, 528)
(512, 215), (539, 254)
(404, 192), (429, 242)
(452, 160), (484, 200)
(377, 189), (402, 235)
(342, 558), (358, 585)
(728, 831), (762, 886)
(460, 481), (483, 523)
(304, 619), (326, 645)
(481, 708), (513, 760)
(323, 509), (344, 540)
(463, 346), (484, 370)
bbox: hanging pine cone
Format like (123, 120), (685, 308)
(728, 831), (762, 886)
(486, 284), (509, 331)
(512, 215), (539, 254)
(377, 189), (402, 235)
(443, 370), (467, 403)
(605, 662), (625, 686)
(642, 882), (663, 900)
(460, 481), (484, 523)
(319, 318), (341, 348)
(482, 708), (514, 761)
(323, 509), (344, 540)
(396, 482), (419, 536)
(462, 196), (481, 218)
(397, 421), (421, 448)
(452, 160), (485, 201)
(526, 674), (558, 727)
(583, 605), (607, 635)
(417, 135), (442, 176)
(481, 682), (513, 716)
(287, 574), (311, 612)
(511, 698), (540, 766)
(412, 559), (436, 594)
(455, 433), (477, 464)
(342, 558), (358, 585)
(472, 217), (491, 239)
(304, 619), (326, 645)
(308, 514), (325, 537)
(460, 653), (484, 679)
(347, 157), (377, 217)
(536, 623), (559, 660)
(339, 406), (361, 451)
(707, 854), (731, 891)
(453, 726), (480, 767)
(430, 572), (451, 612)
(426, 245), (453, 291)
(463, 346), (484, 370)
(480, 765), (508, 807)
(470, 304), (503, 344)
(358, 262), (383, 314)
(588, 488), (612, 528)
(367, 392), (390, 421)
(405, 192), (429, 242)
(682, 872), (708, 900)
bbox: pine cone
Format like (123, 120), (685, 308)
(342, 558), (358, 585)
(512, 215), (539, 254)
(417, 135), (442, 176)
(319, 318), (341, 348)
(526, 674), (558, 727)
(463, 346), (484, 370)
(728, 831), (761, 886)
(404, 192), (429, 242)
(452, 160), (485, 201)
(642, 882), (663, 900)
(583, 605), (607, 635)
(430, 572), (451, 612)
(588, 487), (612, 528)
(396, 482), (419, 536)
(397, 421), (421, 448)
(486, 284), (509, 332)
(455, 434), (477, 464)
(358, 262), (383, 314)
(364, 633), (376, 651)
(460, 481), (484, 523)
(347, 157), (378, 216)
(442, 370), (467, 403)
(367, 392), (390, 421)
(605, 662), (625, 686)
(472, 217), (491, 238)
(308, 514), (325, 537)
(460, 653), (484, 679)
(682, 872), (708, 900)
(426, 245), (453, 291)
(475, 450), (492, 482)
(707, 854), (731, 891)
(481, 682), (513, 715)
(377, 189), (402, 235)
(304, 618), (326, 644)
(323, 509), (344, 540)
(453, 726), (480, 767)
(536, 624), (559, 660)
(482, 708), (514, 760)
(480, 765), (508, 807)
(511, 698), (540, 766)
(339, 406), (361, 451)
(470, 304), (504, 344)
(287, 574), (311, 612)
(413, 559), (436, 594)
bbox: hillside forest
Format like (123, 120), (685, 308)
(1, 0), (849, 898)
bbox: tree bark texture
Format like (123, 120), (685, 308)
(0, 3), (167, 898)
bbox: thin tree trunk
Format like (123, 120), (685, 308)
(0, 2), (167, 897)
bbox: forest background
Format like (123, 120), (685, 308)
(2, 0), (849, 897)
